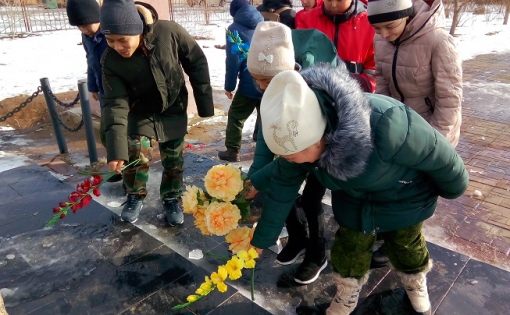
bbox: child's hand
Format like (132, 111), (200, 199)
(108, 160), (124, 173)
(244, 180), (258, 200)
(225, 90), (234, 100)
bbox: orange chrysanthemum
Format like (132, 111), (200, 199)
(205, 201), (241, 236)
(182, 185), (205, 214)
(204, 165), (243, 202)
(193, 204), (211, 236)
(225, 226), (254, 254)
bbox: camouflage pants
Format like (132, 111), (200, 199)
(331, 223), (429, 279)
(124, 136), (184, 199)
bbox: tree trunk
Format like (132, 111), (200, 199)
(449, 0), (460, 35)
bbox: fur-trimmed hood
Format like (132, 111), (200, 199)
(301, 64), (373, 181)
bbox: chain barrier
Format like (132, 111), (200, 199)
(56, 114), (84, 132)
(0, 86), (43, 122)
(47, 89), (80, 108)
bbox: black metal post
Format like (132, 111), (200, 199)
(78, 80), (98, 164)
(40, 77), (68, 154)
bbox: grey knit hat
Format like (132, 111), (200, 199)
(100, 0), (143, 35)
(367, 0), (414, 24)
(66, 0), (100, 27)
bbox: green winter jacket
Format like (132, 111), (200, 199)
(101, 20), (214, 162)
(250, 65), (468, 249)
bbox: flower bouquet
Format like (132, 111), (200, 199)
(46, 159), (141, 227)
(172, 164), (258, 310)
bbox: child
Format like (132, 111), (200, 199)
(250, 65), (468, 314)
(100, 0), (214, 225)
(296, 0), (376, 92)
(246, 21), (338, 285)
(368, 0), (462, 146)
(66, 0), (125, 182)
(218, 0), (264, 162)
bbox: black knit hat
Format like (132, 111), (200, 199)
(66, 0), (100, 27)
(100, 0), (143, 35)
(367, 0), (414, 24)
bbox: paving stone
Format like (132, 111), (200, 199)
(436, 260), (510, 315)
(209, 292), (271, 315)
(122, 266), (236, 315)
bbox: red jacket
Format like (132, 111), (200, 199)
(296, 1), (376, 92)
(295, 0), (323, 21)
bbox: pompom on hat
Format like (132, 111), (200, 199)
(247, 21), (295, 77)
(100, 0), (143, 35)
(260, 70), (326, 156)
(367, 0), (414, 24)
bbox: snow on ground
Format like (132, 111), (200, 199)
(0, 10), (509, 101)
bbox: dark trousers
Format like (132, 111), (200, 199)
(285, 172), (327, 260)
(225, 93), (261, 151)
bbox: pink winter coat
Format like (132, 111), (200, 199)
(374, 0), (462, 147)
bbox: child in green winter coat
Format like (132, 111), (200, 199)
(249, 65), (468, 314)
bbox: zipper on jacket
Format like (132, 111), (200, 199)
(391, 43), (405, 102)
(334, 17), (340, 47)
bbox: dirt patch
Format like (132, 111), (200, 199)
(0, 90), (79, 129)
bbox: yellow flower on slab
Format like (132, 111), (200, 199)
(225, 226), (254, 254)
(186, 294), (200, 303)
(204, 164), (243, 201)
(193, 204), (211, 236)
(196, 276), (213, 296)
(205, 201), (241, 236)
(182, 185), (205, 214)
(226, 256), (244, 280)
(237, 248), (258, 269)
(217, 281), (228, 293)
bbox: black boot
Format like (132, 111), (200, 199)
(276, 204), (307, 265)
(218, 148), (239, 162)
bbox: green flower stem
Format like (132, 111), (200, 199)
(251, 268), (255, 301)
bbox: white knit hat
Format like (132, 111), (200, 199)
(261, 70), (326, 156)
(367, 0), (414, 24)
(247, 21), (295, 77)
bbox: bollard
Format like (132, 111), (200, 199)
(78, 80), (98, 164)
(40, 77), (68, 154)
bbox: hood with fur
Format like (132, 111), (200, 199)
(301, 64), (373, 181)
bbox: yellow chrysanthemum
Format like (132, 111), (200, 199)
(182, 185), (205, 214)
(186, 294), (200, 303)
(226, 256), (244, 280)
(204, 165), (243, 201)
(205, 201), (241, 236)
(225, 226), (253, 254)
(193, 204), (211, 236)
(236, 249), (257, 269)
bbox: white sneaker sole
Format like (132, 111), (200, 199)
(276, 248), (306, 265)
(293, 260), (328, 285)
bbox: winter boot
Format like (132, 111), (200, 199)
(121, 194), (144, 223)
(326, 273), (368, 315)
(294, 238), (327, 284)
(163, 198), (184, 226)
(396, 262), (432, 314)
(218, 148), (239, 162)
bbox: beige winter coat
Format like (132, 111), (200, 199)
(374, 0), (462, 147)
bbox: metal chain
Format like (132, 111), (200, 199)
(55, 114), (84, 132)
(0, 86), (43, 122)
(47, 89), (80, 108)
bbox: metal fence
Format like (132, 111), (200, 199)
(0, 5), (72, 36)
(0, 0), (303, 37)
